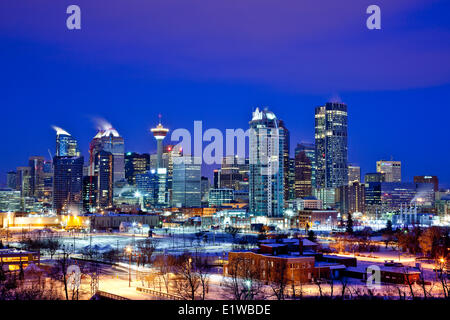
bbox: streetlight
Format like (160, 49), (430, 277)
(126, 246), (133, 287)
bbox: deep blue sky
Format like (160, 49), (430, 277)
(0, 0), (449, 187)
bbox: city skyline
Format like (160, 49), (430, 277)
(1, 0), (450, 187)
(0, 0), (449, 304)
(1, 103), (449, 189)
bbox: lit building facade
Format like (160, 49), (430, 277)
(16, 166), (31, 197)
(95, 151), (114, 209)
(53, 156), (84, 214)
(6, 171), (17, 190)
(337, 181), (365, 214)
(294, 144), (314, 198)
(90, 127), (125, 184)
(54, 127), (79, 157)
(348, 164), (361, 184)
(29, 156), (45, 199)
(209, 188), (234, 207)
(365, 182), (434, 213)
(376, 160), (401, 182)
(249, 108), (284, 217)
(172, 156), (201, 208)
(414, 175), (438, 192)
(124, 152), (150, 186)
(278, 120), (291, 201)
(315, 102), (348, 189)
(0, 189), (21, 212)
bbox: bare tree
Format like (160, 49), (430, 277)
(137, 238), (158, 267)
(49, 246), (71, 300)
(153, 254), (177, 293)
(173, 253), (201, 300)
(222, 255), (266, 300)
(267, 260), (289, 300)
(192, 251), (211, 300)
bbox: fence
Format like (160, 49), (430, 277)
(136, 287), (183, 300)
(94, 290), (130, 300)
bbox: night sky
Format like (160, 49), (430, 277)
(0, 0), (449, 186)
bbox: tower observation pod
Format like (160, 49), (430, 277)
(150, 114), (169, 169)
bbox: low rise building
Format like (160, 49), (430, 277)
(0, 249), (40, 272)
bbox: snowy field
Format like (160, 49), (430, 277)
(57, 228), (245, 256)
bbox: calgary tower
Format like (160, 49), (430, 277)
(150, 114), (169, 169)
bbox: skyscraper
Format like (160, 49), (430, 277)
(82, 176), (97, 213)
(414, 175), (438, 192)
(172, 156), (201, 208)
(315, 102), (348, 188)
(219, 156), (248, 191)
(29, 156), (45, 199)
(249, 107), (284, 217)
(95, 151), (114, 209)
(16, 166), (31, 197)
(376, 160), (401, 182)
(43, 160), (53, 202)
(365, 172), (385, 183)
(278, 120), (291, 201)
(136, 168), (169, 209)
(53, 156), (84, 214)
(288, 158), (295, 200)
(201, 176), (210, 205)
(6, 171), (17, 190)
(90, 126), (125, 184)
(125, 152), (150, 185)
(294, 143), (315, 198)
(53, 126), (79, 157)
(348, 164), (361, 184)
(337, 181), (365, 214)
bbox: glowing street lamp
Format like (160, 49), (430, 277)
(126, 246), (133, 287)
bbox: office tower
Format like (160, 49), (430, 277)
(95, 151), (114, 209)
(337, 181), (365, 214)
(53, 156), (84, 214)
(313, 188), (337, 209)
(213, 170), (220, 189)
(414, 175), (438, 192)
(150, 116), (169, 169)
(42, 160), (53, 202)
(29, 156), (45, 199)
(249, 107), (284, 217)
(6, 171), (17, 190)
(295, 142), (315, 186)
(365, 172), (385, 183)
(153, 144), (183, 204)
(16, 166), (31, 197)
(82, 176), (97, 213)
(278, 120), (291, 201)
(238, 158), (250, 191)
(125, 152), (150, 185)
(53, 126), (79, 157)
(376, 160), (401, 182)
(172, 156), (201, 208)
(136, 168), (169, 209)
(201, 176), (210, 205)
(209, 188), (234, 207)
(288, 158), (295, 200)
(0, 189), (21, 212)
(295, 145), (313, 198)
(315, 102), (348, 188)
(219, 156), (245, 191)
(348, 164), (361, 184)
(364, 182), (434, 214)
(90, 126), (125, 184)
